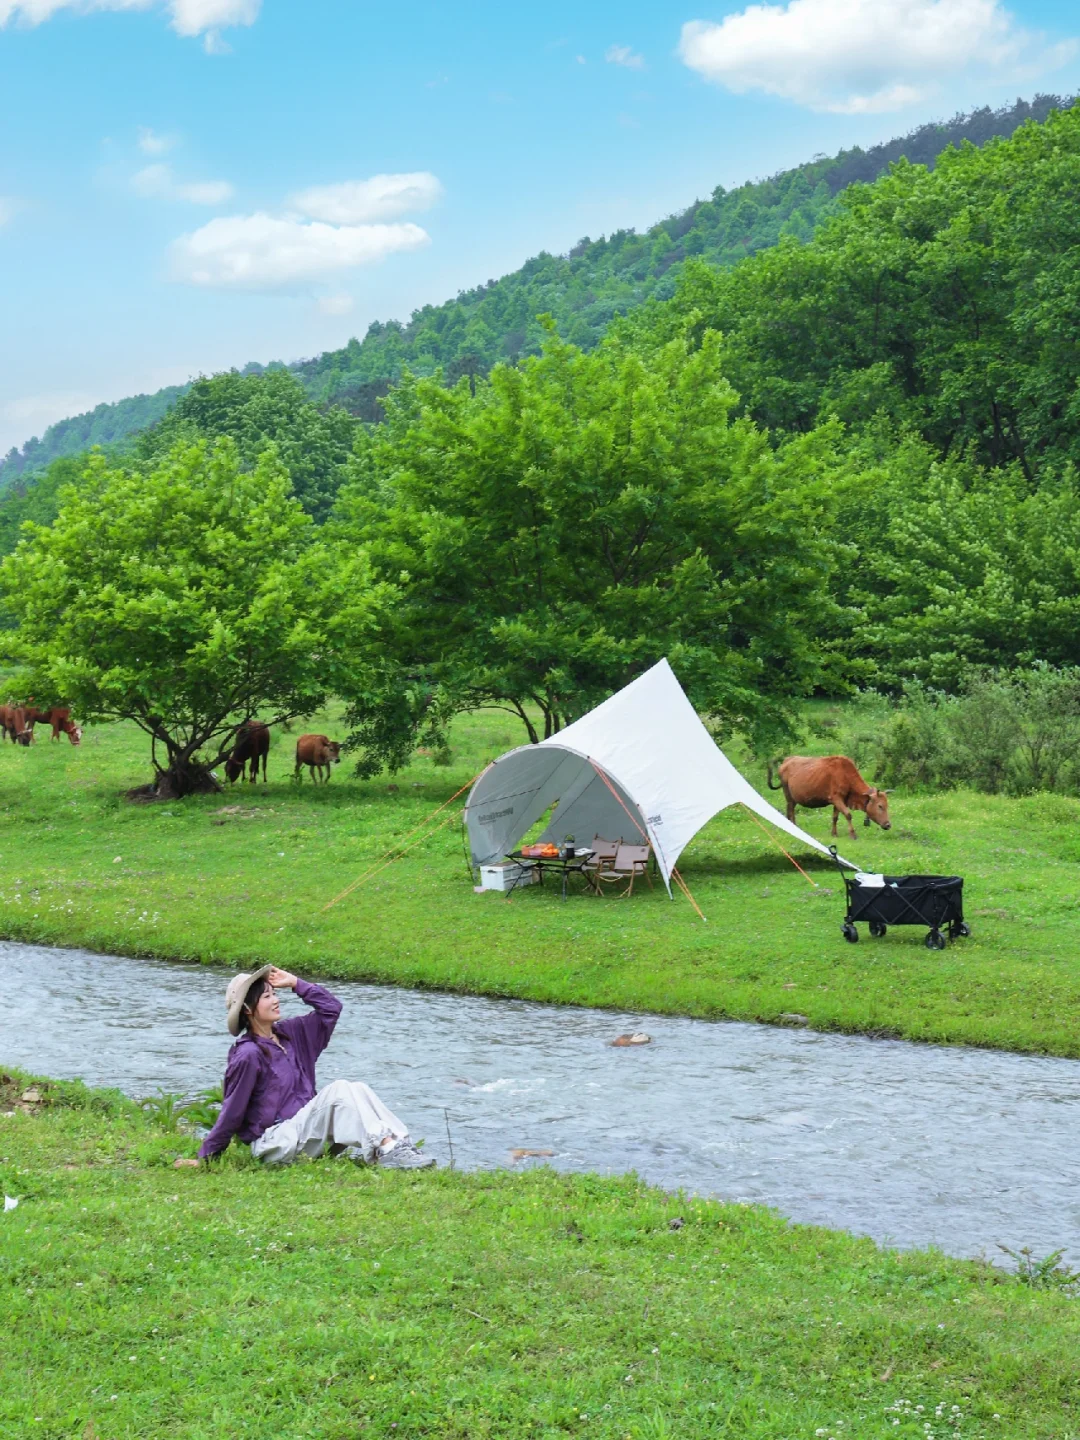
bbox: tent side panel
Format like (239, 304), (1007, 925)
(465, 750), (591, 865)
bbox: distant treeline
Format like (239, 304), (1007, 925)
(1, 92), (1071, 491)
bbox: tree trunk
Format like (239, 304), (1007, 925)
(127, 754), (222, 802)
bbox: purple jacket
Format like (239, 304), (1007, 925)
(198, 979), (342, 1158)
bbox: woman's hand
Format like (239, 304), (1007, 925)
(174, 1157), (200, 1169)
(268, 967), (298, 990)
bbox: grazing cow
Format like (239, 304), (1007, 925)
(294, 733), (341, 784)
(767, 755), (891, 840)
(225, 720), (270, 784)
(0, 705), (31, 745)
(24, 706), (81, 745)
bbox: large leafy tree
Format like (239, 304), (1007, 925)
(652, 104), (1080, 480)
(139, 369), (358, 522)
(333, 326), (851, 768)
(852, 446), (1080, 687)
(0, 440), (355, 797)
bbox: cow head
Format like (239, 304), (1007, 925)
(326, 741), (342, 765)
(863, 788), (892, 830)
(224, 754), (244, 783)
(68, 725), (82, 746)
(15, 729), (31, 747)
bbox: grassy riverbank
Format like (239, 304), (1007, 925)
(0, 709), (1079, 1055)
(2, 1070), (1079, 1440)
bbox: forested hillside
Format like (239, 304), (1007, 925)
(0, 92), (1069, 491)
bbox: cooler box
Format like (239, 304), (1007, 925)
(479, 861), (538, 892)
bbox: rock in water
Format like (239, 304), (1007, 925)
(611, 1033), (652, 1047)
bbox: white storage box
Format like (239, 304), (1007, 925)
(479, 861), (538, 892)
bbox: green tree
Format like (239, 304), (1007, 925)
(852, 449), (1080, 686)
(333, 326), (851, 770)
(0, 441), (346, 797)
(139, 370), (358, 522)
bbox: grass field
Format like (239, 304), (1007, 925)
(0, 706), (1078, 1055)
(2, 1069), (1079, 1440)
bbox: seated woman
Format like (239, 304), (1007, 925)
(177, 965), (434, 1170)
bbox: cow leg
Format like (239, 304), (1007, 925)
(261, 751), (267, 783)
(783, 786), (796, 824)
(294, 760), (303, 783)
(832, 796), (856, 839)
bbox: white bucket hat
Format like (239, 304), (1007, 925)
(225, 964), (273, 1036)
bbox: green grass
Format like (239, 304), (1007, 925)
(0, 707), (1079, 1055)
(2, 1070), (1079, 1440)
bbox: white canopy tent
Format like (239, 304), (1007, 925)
(464, 658), (850, 896)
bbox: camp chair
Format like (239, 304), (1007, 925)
(582, 836), (621, 891)
(595, 843), (653, 897)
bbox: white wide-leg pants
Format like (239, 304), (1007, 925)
(250, 1079), (409, 1165)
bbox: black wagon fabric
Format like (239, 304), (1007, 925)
(846, 875), (964, 930)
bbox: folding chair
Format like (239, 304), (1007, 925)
(582, 835), (621, 893)
(595, 843), (653, 897)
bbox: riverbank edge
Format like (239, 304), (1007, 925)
(2, 919), (1077, 1062)
(4, 1065), (1080, 1439)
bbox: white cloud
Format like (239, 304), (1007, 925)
(137, 126), (173, 155)
(169, 213), (430, 290)
(289, 172), (443, 225)
(605, 42), (645, 70)
(678, 0), (1076, 114)
(0, 0), (259, 43)
(317, 293), (355, 316)
(132, 162), (233, 204)
(167, 0), (257, 33)
(0, 0), (147, 20)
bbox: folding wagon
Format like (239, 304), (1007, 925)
(830, 847), (970, 950)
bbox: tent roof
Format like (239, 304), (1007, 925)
(464, 659), (850, 891)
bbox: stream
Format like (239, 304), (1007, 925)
(3, 939), (1079, 1263)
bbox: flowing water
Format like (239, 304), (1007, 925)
(4, 939), (1079, 1263)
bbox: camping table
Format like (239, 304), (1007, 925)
(507, 849), (598, 901)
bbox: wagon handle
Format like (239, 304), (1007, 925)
(828, 844), (851, 876)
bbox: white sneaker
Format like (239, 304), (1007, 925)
(378, 1138), (436, 1170)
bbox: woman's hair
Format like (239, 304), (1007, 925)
(240, 976), (270, 1033)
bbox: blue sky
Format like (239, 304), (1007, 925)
(2, 0), (1080, 454)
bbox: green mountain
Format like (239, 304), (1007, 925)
(1, 91), (1073, 492)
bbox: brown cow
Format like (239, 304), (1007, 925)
(768, 755), (891, 840)
(0, 705), (31, 745)
(225, 720), (270, 784)
(294, 733), (341, 784)
(25, 706), (81, 745)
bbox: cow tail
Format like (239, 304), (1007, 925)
(766, 763), (781, 791)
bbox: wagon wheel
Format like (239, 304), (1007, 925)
(951, 921), (971, 939)
(842, 922), (858, 944)
(925, 928), (947, 951)
(868, 920), (887, 938)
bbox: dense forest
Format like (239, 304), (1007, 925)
(1, 92), (1070, 493)
(7, 98), (1080, 784)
